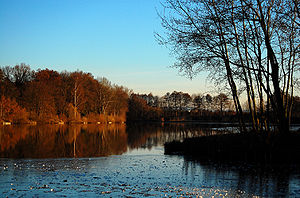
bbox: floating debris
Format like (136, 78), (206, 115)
(101, 191), (112, 194)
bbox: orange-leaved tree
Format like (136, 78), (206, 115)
(0, 96), (29, 123)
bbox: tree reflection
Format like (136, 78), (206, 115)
(126, 123), (234, 151)
(0, 123), (234, 158)
(182, 159), (295, 197)
(0, 125), (30, 156)
(0, 124), (127, 158)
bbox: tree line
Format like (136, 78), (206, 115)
(129, 92), (237, 122)
(1, 63), (299, 125)
(0, 63), (237, 124)
(0, 64), (129, 123)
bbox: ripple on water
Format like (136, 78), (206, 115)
(1, 154), (300, 197)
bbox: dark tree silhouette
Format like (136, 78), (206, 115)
(157, 0), (299, 133)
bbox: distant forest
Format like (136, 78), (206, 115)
(1, 64), (300, 124)
(0, 64), (128, 123)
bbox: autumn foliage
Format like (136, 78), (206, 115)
(0, 96), (28, 123)
(127, 94), (162, 121)
(0, 64), (129, 123)
(1, 64), (299, 124)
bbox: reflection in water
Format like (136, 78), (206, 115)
(0, 124), (127, 158)
(126, 123), (234, 151)
(0, 123), (299, 197)
(0, 123), (233, 158)
(182, 159), (300, 197)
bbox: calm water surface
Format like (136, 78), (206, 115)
(0, 123), (299, 197)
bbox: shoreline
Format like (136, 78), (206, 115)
(165, 132), (300, 164)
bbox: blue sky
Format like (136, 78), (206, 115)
(0, 0), (210, 96)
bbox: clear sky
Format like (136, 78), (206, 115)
(0, 0), (210, 96)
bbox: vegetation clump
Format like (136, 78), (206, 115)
(165, 132), (300, 164)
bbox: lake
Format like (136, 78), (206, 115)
(0, 123), (299, 197)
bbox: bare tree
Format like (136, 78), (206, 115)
(96, 77), (113, 115)
(214, 93), (230, 115)
(192, 94), (204, 111)
(1, 63), (34, 103)
(156, 0), (246, 131)
(157, 0), (299, 133)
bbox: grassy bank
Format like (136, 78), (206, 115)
(165, 132), (300, 164)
